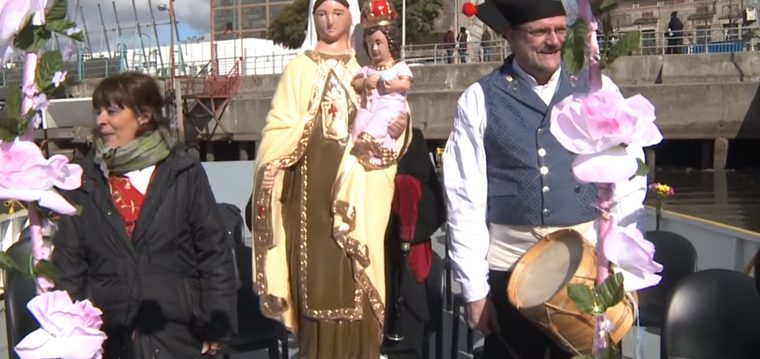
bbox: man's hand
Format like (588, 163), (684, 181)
(261, 167), (279, 191)
(465, 297), (501, 335)
(388, 112), (408, 139)
(201, 341), (223, 356)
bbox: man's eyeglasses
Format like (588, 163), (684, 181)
(517, 26), (567, 38)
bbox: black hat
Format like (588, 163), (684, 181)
(467, 0), (566, 34)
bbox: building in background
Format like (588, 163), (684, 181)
(212, 0), (293, 40)
(609, 0), (758, 53)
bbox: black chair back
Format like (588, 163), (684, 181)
(638, 230), (697, 328)
(4, 236), (51, 359)
(664, 269), (760, 359)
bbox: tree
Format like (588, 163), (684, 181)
(267, 0), (443, 49)
(267, 0), (310, 49)
(388, 0), (443, 43)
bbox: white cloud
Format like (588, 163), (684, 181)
(68, 0), (209, 53)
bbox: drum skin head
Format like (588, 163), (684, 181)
(515, 232), (584, 307)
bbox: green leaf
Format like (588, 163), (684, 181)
(604, 31), (640, 68)
(596, 272), (625, 312)
(45, 19), (76, 34)
(34, 260), (60, 285)
(562, 21), (588, 75)
(46, 0), (68, 22)
(12, 21), (36, 50)
(0, 251), (24, 273)
(4, 87), (21, 120)
(37, 51), (63, 89)
(632, 157), (650, 178)
(592, 0), (618, 17)
(568, 283), (598, 314)
(572, 355), (593, 359)
(601, 340), (623, 359)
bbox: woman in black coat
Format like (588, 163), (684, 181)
(382, 128), (446, 358)
(52, 72), (237, 358)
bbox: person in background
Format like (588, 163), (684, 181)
(457, 26), (470, 63)
(444, 26), (457, 64)
(481, 28), (493, 62)
(381, 128), (445, 359)
(52, 71), (238, 358)
(443, 0), (647, 357)
(666, 11), (684, 54)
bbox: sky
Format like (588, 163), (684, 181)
(68, 0), (210, 54)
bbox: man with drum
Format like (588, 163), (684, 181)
(442, 0), (647, 357)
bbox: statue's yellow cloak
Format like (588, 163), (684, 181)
(251, 52), (410, 333)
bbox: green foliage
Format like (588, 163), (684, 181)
(267, 0), (309, 49)
(46, 0), (68, 22)
(0, 88), (25, 141)
(389, 0), (443, 43)
(35, 260), (60, 285)
(267, 0), (443, 49)
(563, 0), (641, 74)
(591, 0), (618, 17)
(0, 251), (24, 274)
(37, 51), (64, 90)
(568, 282), (598, 313)
(562, 21), (588, 75)
(600, 339), (623, 359)
(632, 157), (650, 178)
(597, 272), (625, 310)
(603, 30), (640, 67)
(568, 272), (626, 315)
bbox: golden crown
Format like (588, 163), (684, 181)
(360, 0), (398, 28)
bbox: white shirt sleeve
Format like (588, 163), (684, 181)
(601, 75), (648, 229)
(443, 83), (491, 302)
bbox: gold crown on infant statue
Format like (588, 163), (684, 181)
(360, 0), (398, 28)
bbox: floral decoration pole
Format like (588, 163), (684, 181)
(550, 0), (665, 356)
(25, 1), (49, 294)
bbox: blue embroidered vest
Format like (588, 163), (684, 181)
(480, 58), (597, 226)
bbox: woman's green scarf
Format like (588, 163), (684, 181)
(94, 128), (177, 177)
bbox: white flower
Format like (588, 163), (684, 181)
(52, 70), (67, 87)
(32, 93), (48, 112)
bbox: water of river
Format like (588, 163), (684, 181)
(649, 168), (760, 233)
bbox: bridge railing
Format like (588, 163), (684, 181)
(2, 25), (760, 87)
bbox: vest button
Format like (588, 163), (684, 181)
(537, 127), (545, 134)
(539, 166), (549, 175)
(538, 148), (547, 157)
(543, 208), (550, 215)
(542, 186), (550, 193)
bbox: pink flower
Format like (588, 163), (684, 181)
(15, 291), (106, 359)
(550, 89), (663, 183)
(0, 0), (44, 64)
(603, 223), (663, 292)
(0, 139), (82, 214)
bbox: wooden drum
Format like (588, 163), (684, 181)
(507, 229), (635, 355)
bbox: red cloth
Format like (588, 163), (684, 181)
(392, 175), (431, 282)
(108, 176), (147, 238)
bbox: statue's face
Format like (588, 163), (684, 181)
(314, 0), (352, 45)
(366, 29), (393, 64)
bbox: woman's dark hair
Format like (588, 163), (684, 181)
(363, 25), (402, 61)
(92, 71), (167, 134)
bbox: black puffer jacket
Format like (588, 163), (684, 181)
(52, 144), (237, 358)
